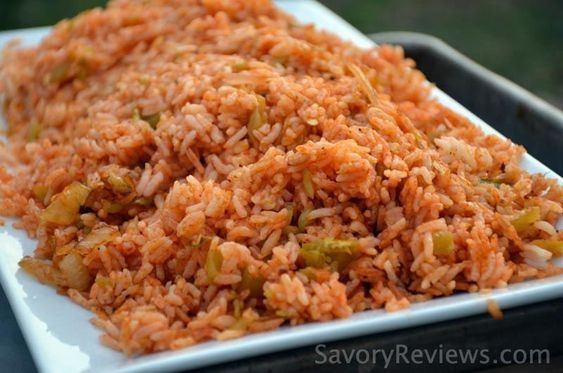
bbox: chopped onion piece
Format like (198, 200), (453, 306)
(297, 208), (313, 232)
(40, 182), (90, 225)
(19, 257), (66, 287)
(303, 169), (314, 199)
(347, 63), (378, 105)
(58, 251), (92, 291)
(531, 240), (563, 256)
(27, 121), (41, 142)
(205, 248), (223, 283)
(511, 207), (541, 233)
(432, 231), (455, 256)
(239, 268), (265, 297)
(300, 238), (358, 271)
(247, 95), (267, 142)
(107, 172), (133, 194)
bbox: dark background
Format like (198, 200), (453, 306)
(0, 0), (562, 110)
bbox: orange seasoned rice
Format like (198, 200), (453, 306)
(0, 0), (562, 355)
(486, 299), (504, 320)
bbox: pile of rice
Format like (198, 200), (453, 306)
(0, 0), (561, 355)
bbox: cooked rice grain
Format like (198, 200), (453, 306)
(0, 0), (562, 356)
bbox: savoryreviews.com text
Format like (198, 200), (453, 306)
(314, 344), (550, 368)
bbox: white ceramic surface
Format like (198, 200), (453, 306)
(0, 1), (561, 372)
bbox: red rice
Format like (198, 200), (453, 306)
(0, 0), (561, 355)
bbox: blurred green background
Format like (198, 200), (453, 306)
(1, 0), (562, 109)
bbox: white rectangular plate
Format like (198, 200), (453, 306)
(0, 1), (561, 372)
